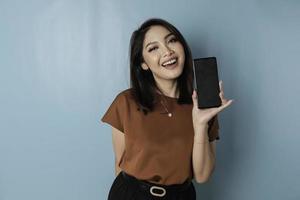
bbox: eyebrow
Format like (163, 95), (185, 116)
(145, 33), (175, 49)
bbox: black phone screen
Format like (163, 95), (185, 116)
(192, 57), (222, 108)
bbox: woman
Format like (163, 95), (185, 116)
(101, 18), (233, 200)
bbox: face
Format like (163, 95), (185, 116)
(141, 25), (185, 83)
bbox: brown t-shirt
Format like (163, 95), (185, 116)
(100, 88), (220, 185)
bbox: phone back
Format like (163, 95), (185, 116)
(193, 57), (222, 108)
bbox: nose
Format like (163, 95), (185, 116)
(162, 45), (174, 57)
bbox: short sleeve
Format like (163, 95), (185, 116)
(207, 115), (220, 142)
(100, 93), (126, 133)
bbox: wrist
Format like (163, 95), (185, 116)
(194, 134), (209, 144)
(193, 124), (209, 144)
(193, 123), (209, 132)
(194, 132), (209, 142)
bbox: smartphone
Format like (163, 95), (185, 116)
(192, 57), (222, 109)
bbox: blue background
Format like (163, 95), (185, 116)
(1, 0), (299, 199)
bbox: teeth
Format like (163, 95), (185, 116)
(162, 58), (177, 66)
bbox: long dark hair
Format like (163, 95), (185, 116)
(129, 18), (194, 115)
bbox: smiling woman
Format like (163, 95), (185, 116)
(101, 18), (228, 200)
(141, 25), (185, 85)
(127, 18), (195, 114)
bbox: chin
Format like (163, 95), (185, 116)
(169, 68), (184, 79)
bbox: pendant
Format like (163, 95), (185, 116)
(168, 113), (172, 117)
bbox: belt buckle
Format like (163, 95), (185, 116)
(150, 186), (166, 197)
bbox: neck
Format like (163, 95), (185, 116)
(154, 78), (179, 98)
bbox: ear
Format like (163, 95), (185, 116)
(141, 62), (149, 70)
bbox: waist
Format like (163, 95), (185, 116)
(121, 171), (192, 197)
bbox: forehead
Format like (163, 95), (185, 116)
(143, 25), (173, 43)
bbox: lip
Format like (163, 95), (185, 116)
(161, 56), (178, 66)
(163, 61), (178, 70)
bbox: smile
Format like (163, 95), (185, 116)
(162, 58), (177, 67)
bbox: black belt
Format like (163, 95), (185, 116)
(121, 171), (192, 198)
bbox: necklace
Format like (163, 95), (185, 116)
(160, 95), (172, 117)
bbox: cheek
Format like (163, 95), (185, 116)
(143, 53), (161, 67)
(178, 44), (185, 53)
(176, 45), (185, 58)
(142, 52), (151, 62)
(147, 54), (160, 63)
(172, 43), (184, 54)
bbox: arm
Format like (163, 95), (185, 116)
(192, 124), (216, 183)
(191, 81), (232, 183)
(111, 127), (125, 177)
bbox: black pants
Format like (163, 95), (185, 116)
(107, 171), (196, 200)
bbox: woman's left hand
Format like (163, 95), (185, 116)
(192, 80), (234, 129)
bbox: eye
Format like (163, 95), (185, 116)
(169, 37), (178, 43)
(148, 46), (158, 52)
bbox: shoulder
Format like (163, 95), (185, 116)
(112, 88), (136, 107)
(115, 88), (134, 101)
